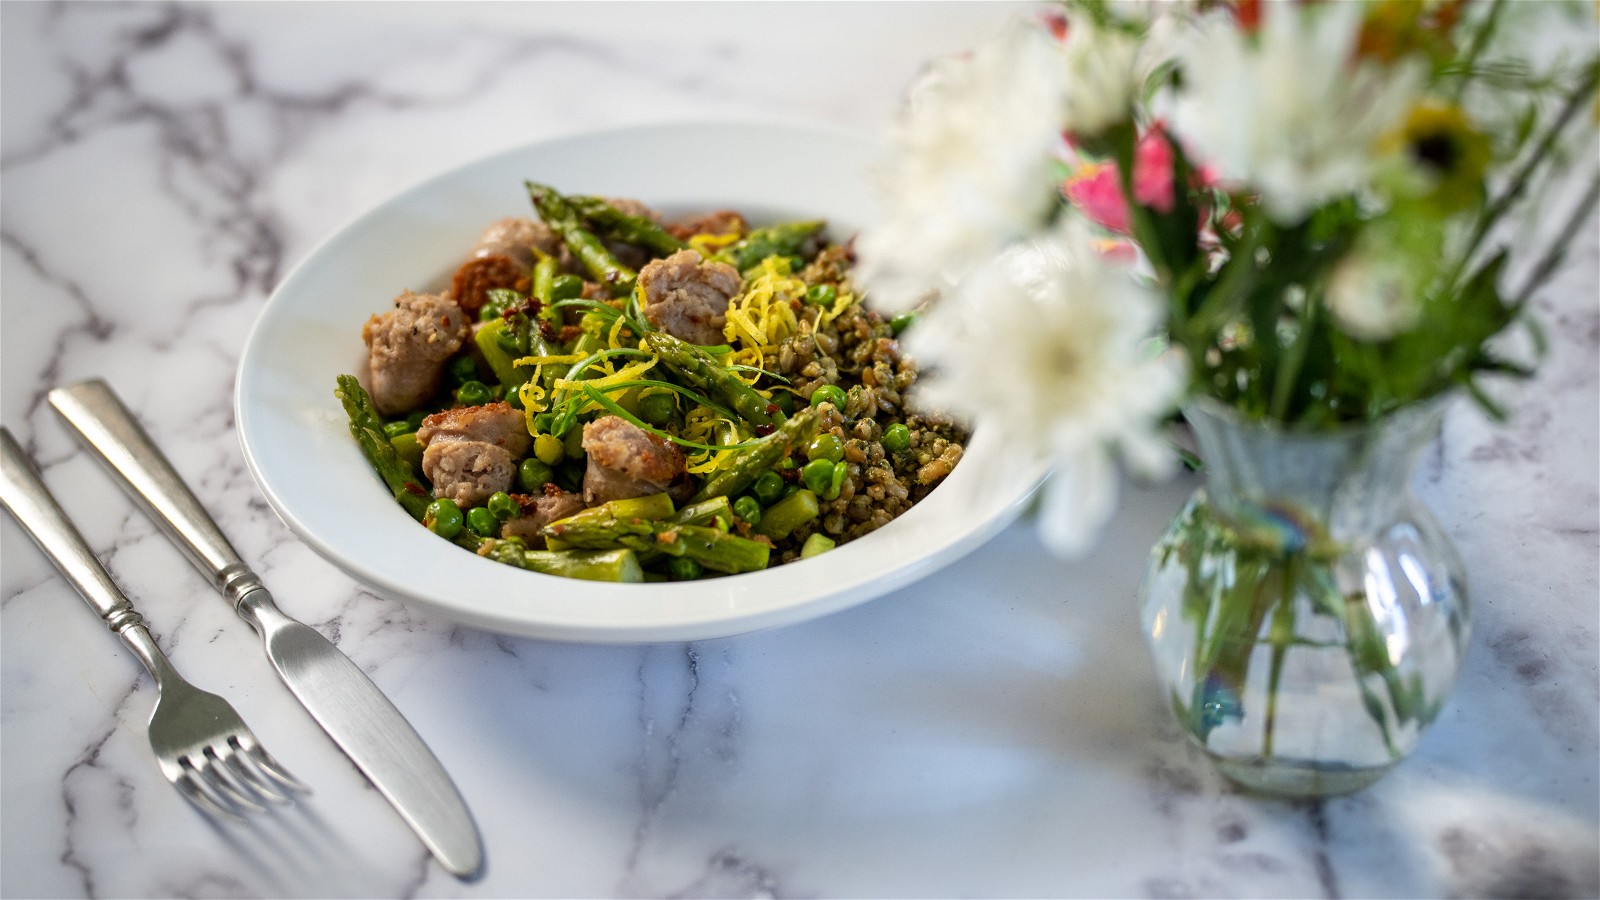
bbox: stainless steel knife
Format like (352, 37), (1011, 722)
(49, 379), (484, 882)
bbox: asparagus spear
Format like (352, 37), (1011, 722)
(643, 332), (780, 427)
(670, 496), (734, 530)
(569, 196), (686, 257)
(526, 181), (637, 297)
(544, 516), (770, 574)
(690, 408), (818, 503)
(722, 220), (825, 272)
(458, 532), (644, 582)
(335, 375), (431, 521)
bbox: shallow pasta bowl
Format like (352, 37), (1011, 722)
(235, 121), (1045, 643)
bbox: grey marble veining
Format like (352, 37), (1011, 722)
(3, 3), (1597, 898)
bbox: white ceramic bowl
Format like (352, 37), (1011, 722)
(236, 122), (1043, 643)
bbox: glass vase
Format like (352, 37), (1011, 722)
(1140, 397), (1470, 797)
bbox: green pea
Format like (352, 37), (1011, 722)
(466, 506), (499, 538)
(532, 412), (556, 434)
(801, 458), (835, 495)
(732, 496), (762, 525)
(810, 384), (847, 410)
(890, 311), (919, 335)
(518, 458), (555, 492)
(503, 384), (525, 409)
(550, 274), (584, 301)
(383, 420), (415, 438)
(449, 356), (479, 385)
(667, 557), (704, 581)
(424, 498), (463, 539)
(638, 391), (676, 426)
(882, 423), (912, 453)
(534, 434), (565, 466)
(751, 471), (785, 506)
(806, 433), (844, 464)
(782, 483), (800, 499)
(487, 491), (520, 521)
(825, 459), (847, 500)
(563, 424), (586, 459)
(772, 390), (796, 415)
(455, 380), (494, 406)
(804, 284), (837, 307)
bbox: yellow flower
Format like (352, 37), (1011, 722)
(1387, 101), (1491, 214)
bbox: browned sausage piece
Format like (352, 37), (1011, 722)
(416, 402), (531, 507)
(449, 218), (562, 313)
(637, 250), (742, 347)
(362, 290), (472, 416)
(581, 415), (693, 505)
(667, 209), (748, 241)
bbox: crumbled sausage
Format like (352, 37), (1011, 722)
(500, 486), (586, 545)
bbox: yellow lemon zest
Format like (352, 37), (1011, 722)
(553, 358), (658, 414)
(723, 257), (803, 354)
(682, 406), (746, 475)
(688, 232), (741, 257)
(815, 287), (858, 331)
(607, 315), (629, 350)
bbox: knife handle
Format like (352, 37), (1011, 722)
(0, 428), (145, 635)
(49, 380), (261, 608)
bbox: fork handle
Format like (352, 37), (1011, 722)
(0, 428), (145, 634)
(48, 380), (262, 608)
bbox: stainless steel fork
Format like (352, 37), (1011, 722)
(0, 427), (308, 819)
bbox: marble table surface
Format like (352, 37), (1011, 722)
(2, 4), (1596, 898)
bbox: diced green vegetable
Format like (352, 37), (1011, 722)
(800, 533), (836, 558)
(753, 489), (820, 541)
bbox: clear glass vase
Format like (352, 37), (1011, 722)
(1140, 397), (1470, 797)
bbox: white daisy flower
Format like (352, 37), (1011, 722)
(1058, 10), (1144, 140)
(855, 18), (1068, 313)
(1170, 1), (1425, 225)
(906, 218), (1187, 556)
(1325, 241), (1426, 340)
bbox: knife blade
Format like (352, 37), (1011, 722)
(48, 379), (484, 881)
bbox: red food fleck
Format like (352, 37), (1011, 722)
(403, 482), (426, 495)
(755, 424), (776, 437)
(764, 403), (779, 415)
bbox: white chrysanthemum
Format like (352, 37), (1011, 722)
(1170, 1), (1425, 225)
(907, 219), (1187, 556)
(856, 18), (1068, 313)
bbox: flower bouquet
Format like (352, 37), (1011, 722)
(859, 0), (1598, 795)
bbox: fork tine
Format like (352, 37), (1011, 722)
(193, 752), (267, 813)
(243, 741), (311, 795)
(222, 745), (291, 804)
(176, 769), (245, 822)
